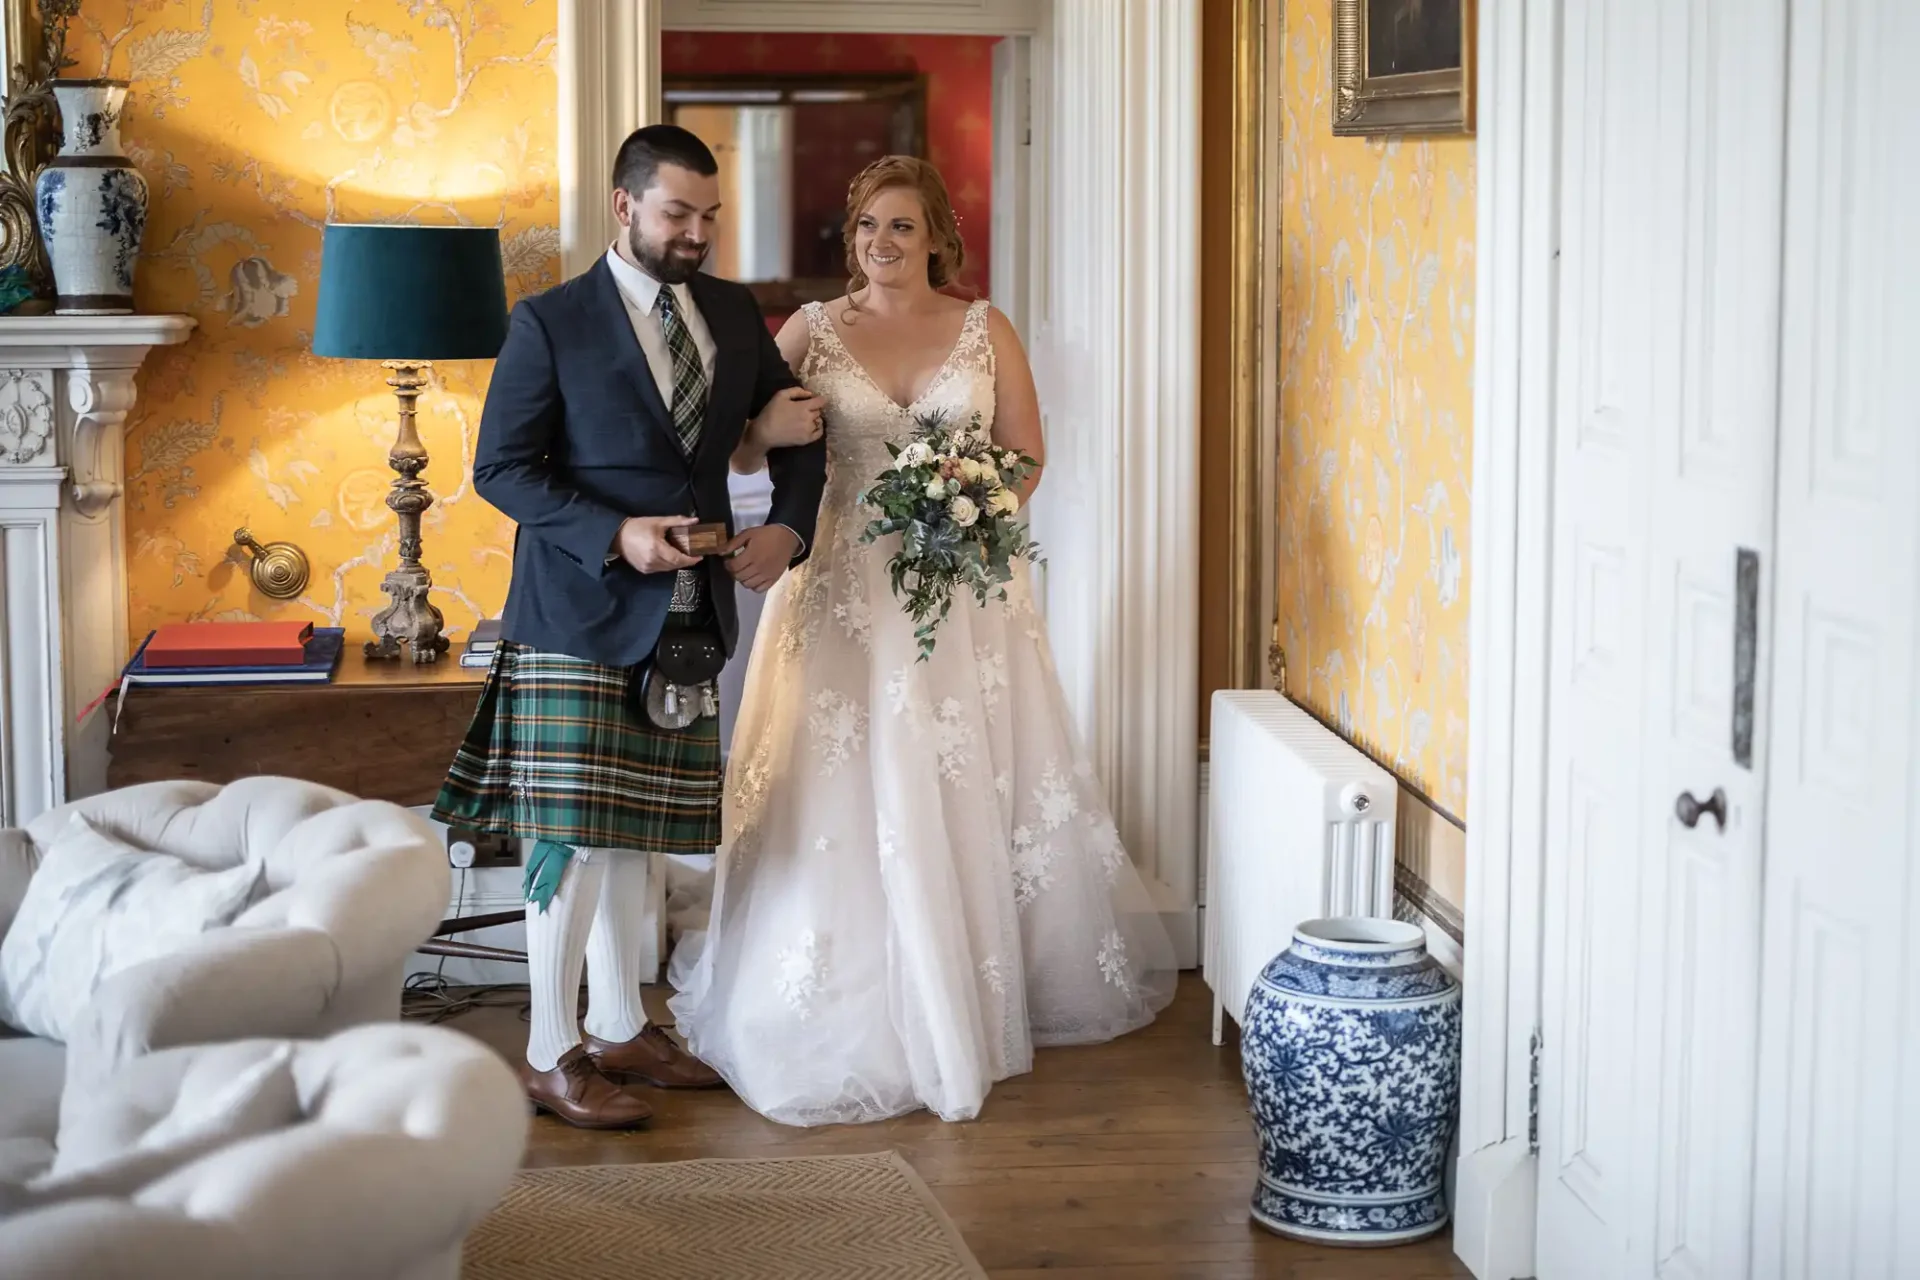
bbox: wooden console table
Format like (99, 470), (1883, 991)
(107, 657), (485, 805)
(106, 656), (539, 965)
(104, 654), (676, 973)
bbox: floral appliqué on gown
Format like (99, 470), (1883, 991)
(670, 299), (1177, 1125)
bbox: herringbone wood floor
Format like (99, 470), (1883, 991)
(447, 973), (1474, 1279)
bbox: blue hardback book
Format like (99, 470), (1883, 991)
(122, 627), (346, 686)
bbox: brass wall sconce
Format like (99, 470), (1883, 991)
(234, 527), (310, 601)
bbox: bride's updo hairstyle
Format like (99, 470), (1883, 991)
(843, 155), (968, 296)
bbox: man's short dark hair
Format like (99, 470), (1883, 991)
(612, 124), (719, 197)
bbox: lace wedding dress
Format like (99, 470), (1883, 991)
(670, 299), (1177, 1125)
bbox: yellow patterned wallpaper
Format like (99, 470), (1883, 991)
(67, 0), (559, 646)
(1276, 1), (1476, 817)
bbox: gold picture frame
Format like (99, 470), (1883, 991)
(1333, 0), (1475, 137)
(0, 0), (71, 310)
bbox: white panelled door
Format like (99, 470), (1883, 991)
(1750, 0), (1920, 1276)
(1536, 0), (1787, 1277)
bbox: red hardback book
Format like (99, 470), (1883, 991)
(144, 621), (315, 668)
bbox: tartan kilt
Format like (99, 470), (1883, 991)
(431, 639), (722, 852)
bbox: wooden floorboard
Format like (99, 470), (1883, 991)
(442, 973), (1473, 1278)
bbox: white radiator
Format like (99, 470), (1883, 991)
(1204, 690), (1398, 1045)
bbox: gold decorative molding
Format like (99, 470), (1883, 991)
(0, 0), (73, 310)
(2, 3), (30, 91)
(1225, 0), (1270, 694)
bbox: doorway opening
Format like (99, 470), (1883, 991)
(561, 1), (1203, 966)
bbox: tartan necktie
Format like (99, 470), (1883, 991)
(655, 286), (708, 456)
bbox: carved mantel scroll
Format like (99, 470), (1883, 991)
(65, 360), (137, 517)
(0, 312), (194, 826)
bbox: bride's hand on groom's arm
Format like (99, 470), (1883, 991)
(732, 387), (824, 475)
(722, 525), (802, 593)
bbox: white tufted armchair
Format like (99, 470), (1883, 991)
(0, 776), (451, 1179)
(0, 1023), (528, 1280)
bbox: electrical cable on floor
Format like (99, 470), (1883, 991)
(401, 866), (535, 1025)
(401, 973), (534, 1025)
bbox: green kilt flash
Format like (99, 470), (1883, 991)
(431, 637), (722, 856)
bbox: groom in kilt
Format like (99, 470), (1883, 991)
(434, 125), (826, 1127)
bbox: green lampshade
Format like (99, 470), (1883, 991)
(312, 223), (508, 361)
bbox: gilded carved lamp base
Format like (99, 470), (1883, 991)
(366, 561), (448, 663)
(366, 360), (449, 664)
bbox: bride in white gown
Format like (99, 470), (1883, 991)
(671, 156), (1176, 1126)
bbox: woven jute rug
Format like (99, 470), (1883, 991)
(462, 1151), (987, 1280)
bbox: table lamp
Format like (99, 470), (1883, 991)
(312, 224), (508, 663)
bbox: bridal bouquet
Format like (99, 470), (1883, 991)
(860, 411), (1043, 661)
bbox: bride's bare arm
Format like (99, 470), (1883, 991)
(732, 312), (816, 475)
(986, 307), (1045, 501)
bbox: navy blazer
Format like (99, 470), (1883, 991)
(474, 257), (826, 667)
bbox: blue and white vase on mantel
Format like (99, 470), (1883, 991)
(35, 79), (148, 315)
(1240, 917), (1462, 1246)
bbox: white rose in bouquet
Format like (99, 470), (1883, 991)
(860, 409), (1045, 662)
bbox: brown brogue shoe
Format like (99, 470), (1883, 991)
(520, 1045), (654, 1128)
(584, 1025), (726, 1090)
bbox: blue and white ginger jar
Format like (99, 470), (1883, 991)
(36, 79), (148, 315)
(1240, 917), (1462, 1245)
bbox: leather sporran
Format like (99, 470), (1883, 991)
(641, 626), (725, 729)
(640, 566), (726, 730)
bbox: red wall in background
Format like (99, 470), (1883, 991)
(664, 31), (998, 306)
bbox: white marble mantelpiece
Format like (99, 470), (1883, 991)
(0, 313), (195, 827)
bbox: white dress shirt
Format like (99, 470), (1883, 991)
(600, 244), (805, 562)
(604, 244), (717, 410)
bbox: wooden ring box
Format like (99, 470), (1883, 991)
(668, 522), (729, 556)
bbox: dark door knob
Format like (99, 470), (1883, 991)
(1675, 787), (1728, 832)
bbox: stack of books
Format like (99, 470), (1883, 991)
(121, 621), (346, 689)
(460, 619), (502, 669)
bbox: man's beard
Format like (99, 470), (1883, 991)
(630, 223), (708, 284)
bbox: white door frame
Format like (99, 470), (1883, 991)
(555, 0), (1203, 964)
(1452, 0), (1561, 1275)
(988, 35), (1031, 343)
(557, 1), (660, 277)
